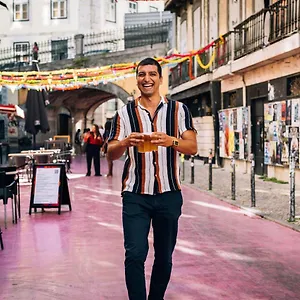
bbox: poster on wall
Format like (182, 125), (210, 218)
(218, 107), (250, 159)
(288, 126), (299, 163)
(292, 99), (300, 126)
(264, 99), (299, 166)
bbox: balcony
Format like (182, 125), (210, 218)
(234, 0), (300, 60)
(169, 0), (300, 90)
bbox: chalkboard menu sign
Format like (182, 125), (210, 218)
(29, 163), (72, 215)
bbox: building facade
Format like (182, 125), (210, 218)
(0, 0), (164, 66)
(165, 0), (300, 181)
(0, 0), (167, 150)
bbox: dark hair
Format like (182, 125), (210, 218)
(93, 124), (100, 136)
(136, 57), (162, 78)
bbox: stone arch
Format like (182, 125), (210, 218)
(87, 82), (131, 105)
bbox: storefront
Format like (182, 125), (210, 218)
(219, 73), (300, 181)
(170, 81), (221, 163)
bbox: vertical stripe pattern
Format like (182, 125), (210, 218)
(108, 97), (195, 195)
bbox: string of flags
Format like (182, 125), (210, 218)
(0, 37), (224, 92)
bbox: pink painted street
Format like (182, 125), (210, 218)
(1, 157), (300, 300)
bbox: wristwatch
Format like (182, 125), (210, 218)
(172, 138), (179, 147)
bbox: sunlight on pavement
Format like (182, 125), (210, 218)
(66, 173), (86, 180)
(75, 185), (121, 196)
(88, 196), (122, 207)
(215, 250), (256, 262)
(88, 216), (123, 233)
(93, 261), (117, 268)
(175, 246), (205, 256)
(181, 214), (197, 218)
(190, 200), (256, 217)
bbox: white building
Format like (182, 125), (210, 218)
(0, 0), (164, 61)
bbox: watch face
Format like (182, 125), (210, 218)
(173, 139), (179, 146)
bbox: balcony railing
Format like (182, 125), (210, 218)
(0, 21), (172, 71)
(234, 9), (267, 59)
(235, 0), (300, 59)
(169, 47), (212, 89)
(169, 0), (300, 90)
(269, 0), (300, 42)
(213, 31), (233, 69)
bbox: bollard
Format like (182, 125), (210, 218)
(250, 153), (256, 207)
(289, 151), (296, 222)
(190, 155), (195, 184)
(180, 153), (185, 181)
(208, 149), (212, 190)
(231, 153), (236, 200)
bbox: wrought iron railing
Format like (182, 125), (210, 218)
(269, 0), (300, 42)
(234, 9), (267, 59)
(169, 47), (212, 89)
(0, 37), (75, 71)
(213, 31), (233, 69)
(234, 0), (300, 59)
(169, 59), (190, 88)
(0, 21), (172, 71)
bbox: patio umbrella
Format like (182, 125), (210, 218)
(25, 89), (50, 149)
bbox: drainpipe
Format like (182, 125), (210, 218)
(241, 73), (248, 174)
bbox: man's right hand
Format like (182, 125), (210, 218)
(121, 133), (144, 148)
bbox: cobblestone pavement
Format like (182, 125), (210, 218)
(182, 159), (300, 231)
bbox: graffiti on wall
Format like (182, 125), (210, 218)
(218, 107), (250, 159)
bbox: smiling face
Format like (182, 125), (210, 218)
(136, 64), (163, 98)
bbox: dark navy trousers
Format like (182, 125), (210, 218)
(122, 191), (183, 300)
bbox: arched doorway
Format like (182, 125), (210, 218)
(57, 107), (71, 136)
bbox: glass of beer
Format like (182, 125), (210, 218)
(137, 134), (158, 153)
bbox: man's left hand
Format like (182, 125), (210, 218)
(150, 132), (173, 147)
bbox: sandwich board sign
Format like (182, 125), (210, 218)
(29, 163), (72, 215)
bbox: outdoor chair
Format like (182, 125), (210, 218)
(9, 155), (32, 182)
(0, 170), (20, 229)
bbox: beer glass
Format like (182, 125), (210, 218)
(137, 134), (158, 153)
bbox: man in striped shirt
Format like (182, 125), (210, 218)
(107, 57), (197, 300)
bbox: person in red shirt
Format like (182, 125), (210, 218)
(84, 124), (103, 176)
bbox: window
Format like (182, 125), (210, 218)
(51, 0), (67, 19)
(180, 20), (187, 53)
(129, 1), (137, 13)
(106, 0), (116, 22)
(193, 7), (200, 50)
(14, 42), (30, 62)
(51, 40), (68, 61)
(13, 0), (29, 21)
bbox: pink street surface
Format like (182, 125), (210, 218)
(1, 156), (300, 299)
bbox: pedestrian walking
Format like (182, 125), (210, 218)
(84, 124), (103, 176)
(107, 57), (197, 300)
(74, 128), (82, 155)
(102, 120), (113, 177)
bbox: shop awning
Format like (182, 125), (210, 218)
(0, 104), (25, 118)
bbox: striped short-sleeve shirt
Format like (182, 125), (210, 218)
(108, 97), (195, 195)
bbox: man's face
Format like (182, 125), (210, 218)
(136, 64), (162, 97)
